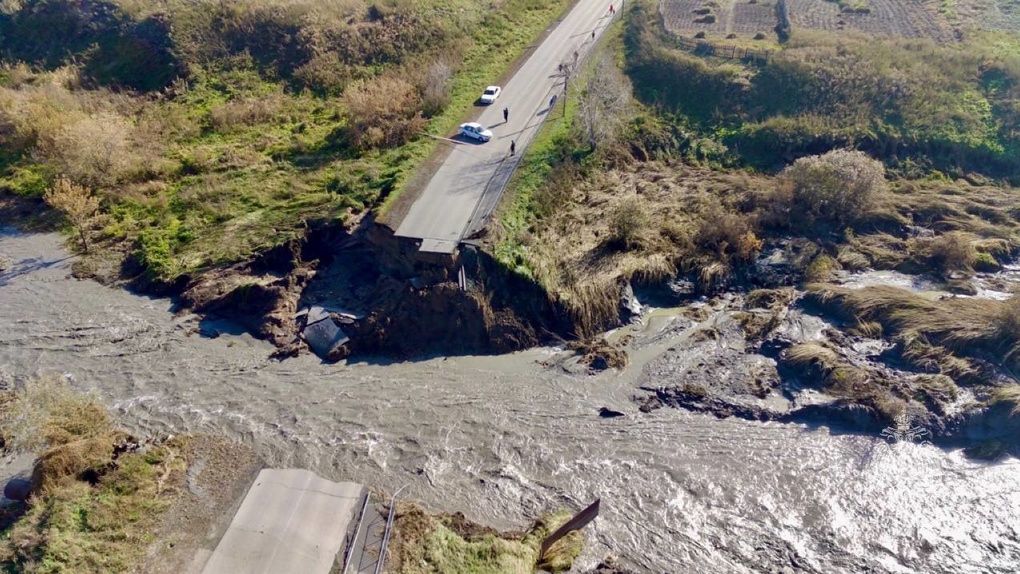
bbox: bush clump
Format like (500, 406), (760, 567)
(919, 231), (976, 277)
(609, 197), (650, 251)
(336, 75), (427, 153)
(774, 148), (886, 228)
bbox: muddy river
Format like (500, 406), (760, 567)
(1, 230), (1018, 573)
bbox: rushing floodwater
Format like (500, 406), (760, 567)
(1, 229), (1018, 573)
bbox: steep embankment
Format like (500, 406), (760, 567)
(486, 2), (1020, 451)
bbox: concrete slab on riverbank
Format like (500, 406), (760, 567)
(200, 469), (365, 574)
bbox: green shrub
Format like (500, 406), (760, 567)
(0, 165), (48, 196)
(973, 251), (1001, 272)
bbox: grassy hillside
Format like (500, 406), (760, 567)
(0, 0), (571, 286)
(624, 2), (1020, 179)
(494, 0), (1020, 338)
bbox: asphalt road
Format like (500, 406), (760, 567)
(394, 0), (619, 253)
(200, 469), (365, 574)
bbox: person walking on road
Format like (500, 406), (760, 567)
(510, 140), (516, 156)
(592, 29), (596, 39)
(610, 4), (615, 14)
(503, 107), (509, 123)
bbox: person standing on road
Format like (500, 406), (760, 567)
(503, 107), (509, 123)
(510, 140), (516, 156)
(592, 29), (596, 39)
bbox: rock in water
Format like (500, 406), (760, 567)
(619, 282), (642, 321)
(599, 407), (625, 418)
(4, 477), (31, 501)
(589, 355), (610, 371)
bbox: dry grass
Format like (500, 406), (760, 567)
(506, 161), (770, 330)
(908, 231), (977, 277)
(745, 288), (797, 310)
(843, 233), (909, 270)
(388, 502), (582, 574)
(784, 342), (843, 378)
(990, 384), (1020, 416)
(806, 284), (1020, 370)
(0, 376), (112, 454)
(782, 342), (908, 419)
(567, 337), (630, 369)
(875, 180), (1020, 241)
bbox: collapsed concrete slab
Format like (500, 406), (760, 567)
(201, 469), (365, 574)
(302, 305), (350, 360)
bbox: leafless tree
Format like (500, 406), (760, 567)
(37, 113), (132, 187)
(420, 58), (453, 117)
(575, 55), (632, 150)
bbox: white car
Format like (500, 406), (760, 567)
(459, 122), (493, 142)
(479, 85), (501, 105)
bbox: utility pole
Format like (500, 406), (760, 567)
(560, 56), (575, 117)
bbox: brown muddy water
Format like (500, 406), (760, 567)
(1, 229), (1019, 573)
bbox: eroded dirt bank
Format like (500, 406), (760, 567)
(10, 185), (1020, 454)
(99, 218), (576, 362)
(3, 229), (1020, 573)
(627, 263), (1020, 458)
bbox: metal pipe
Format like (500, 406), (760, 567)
(374, 483), (410, 574)
(342, 490), (371, 574)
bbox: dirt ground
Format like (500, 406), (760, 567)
(140, 435), (263, 574)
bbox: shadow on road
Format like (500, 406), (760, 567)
(450, 134), (490, 146)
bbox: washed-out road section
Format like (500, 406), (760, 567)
(394, 0), (618, 253)
(199, 469), (365, 574)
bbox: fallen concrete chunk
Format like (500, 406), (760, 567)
(201, 469), (365, 574)
(304, 305), (331, 325)
(303, 306), (350, 360)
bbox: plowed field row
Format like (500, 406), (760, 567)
(787, 0), (954, 40)
(661, 0), (956, 40)
(951, 0), (1020, 32)
(661, 0), (733, 34)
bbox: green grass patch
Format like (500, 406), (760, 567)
(393, 505), (582, 574)
(623, 1), (1020, 179)
(0, 377), (186, 574)
(493, 107), (576, 279)
(0, 446), (182, 574)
